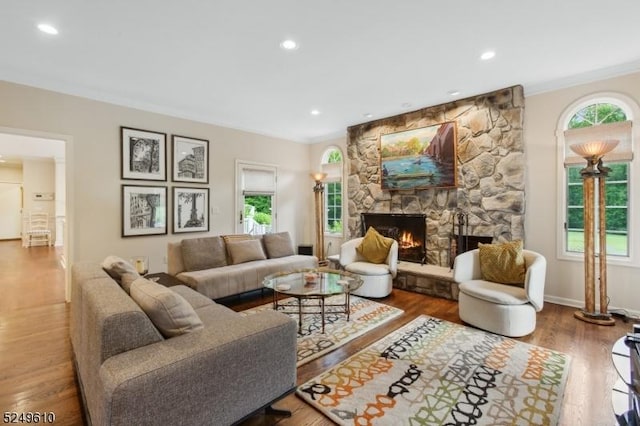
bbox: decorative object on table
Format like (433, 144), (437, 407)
(380, 122), (457, 190)
(569, 139), (619, 326)
(297, 315), (570, 426)
(121, 185), (167, 237)
(241, 295), (403, 366)
(130, 256), (149, 275)
(121, 127), (166, 181)
(453, 243), (547, 337)
(172, 187), (209, 233)
(311, 172), (328, 261)
(171, 135), (209, 184)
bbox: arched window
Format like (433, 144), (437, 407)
(321, 147), (343, 235)
(559, 95), (636, 259)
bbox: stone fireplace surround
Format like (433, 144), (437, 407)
(346, 86), (525, 298)
(347, 85), (525, 265)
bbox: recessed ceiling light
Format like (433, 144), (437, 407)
(480, 50), (495, 60)
(310, 109), (321, 116)
(37, 23), (59, 35)
(363, 113), (373, 118)
(280, 39), (298, 50)
(448, 90), (460, 96)
(401, 102), (412, 109)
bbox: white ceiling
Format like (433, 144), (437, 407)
(2, 1), (640, 143)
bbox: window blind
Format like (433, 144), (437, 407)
(564, 120), (633, 166)
(242, 167), (276, 195)
(321, 162), (342, 182)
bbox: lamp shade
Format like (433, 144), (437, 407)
(310, 172), (327, 183)
(569, 140), (619, 159)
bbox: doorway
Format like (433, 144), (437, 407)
(0, 183), (22, 240)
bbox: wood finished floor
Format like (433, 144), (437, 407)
(0, 239), (632, 425)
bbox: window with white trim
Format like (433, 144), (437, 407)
(321, 148), (343, 235)
(235, 161), (276, 235)
(562, 99), (634, 258)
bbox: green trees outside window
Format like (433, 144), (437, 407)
(565, 102), (629, 256)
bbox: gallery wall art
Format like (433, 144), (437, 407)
(121, 127), (167, 181)
(122, 185), (167, 237)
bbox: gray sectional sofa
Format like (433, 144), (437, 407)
(167, 232), (318, 299)
(70, 260), (297, 425)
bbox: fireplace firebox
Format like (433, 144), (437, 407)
(361, 213), (426, 263)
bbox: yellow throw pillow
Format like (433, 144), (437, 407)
(356, 227), (394, 264)
(478, 240), (526, 285)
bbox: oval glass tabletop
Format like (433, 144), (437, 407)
(263, 267), (363, 296)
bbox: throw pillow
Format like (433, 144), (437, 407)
(130, 277), (204, 338)
(101, 255), (140, 283)
(263, 232), (295, 258)
(120, 272), (140, 295)
(356, 227), (394, 264)
(222, 234), (253, 263)
(478, 240), (526, 285)
(226, 239), (267, 264)
(181, 236), (227, 272)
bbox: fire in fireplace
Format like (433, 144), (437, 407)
(361, 213), (426, 263)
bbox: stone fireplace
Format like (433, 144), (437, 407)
(362, 213), (426, 263)
(346, 85), (525, 268)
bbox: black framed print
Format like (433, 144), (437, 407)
(173, 186), (209, 233)
(121, 127), (167, 181)
(122, 185), (168, 237)
(172, 135), (209, 183)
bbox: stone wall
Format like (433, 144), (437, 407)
(346, 85), (525, 267)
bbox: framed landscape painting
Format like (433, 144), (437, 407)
(172, 135), (209, 183)
(122, 185), (167, 237)
(121, 127), (167, 181)
(380, 122), (457, 190)
(173, 187), (209, 233)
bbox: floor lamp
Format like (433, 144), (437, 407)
(311, 172), (327, 263)
(570, 140), (618, 326)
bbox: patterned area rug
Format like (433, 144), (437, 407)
(297, 315), (571, 425)
(241, 295), (403, 366)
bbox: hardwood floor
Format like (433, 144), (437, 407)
(0, 239), (632, 425)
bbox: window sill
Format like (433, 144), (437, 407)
(558, 252), (638, 268)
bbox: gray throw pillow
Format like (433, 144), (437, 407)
(181, 236), (227, 272)
(263, 232), (295, 258)
(130, 277), (204, 338)
(226, 239), (267, 264)
(101, 255), (140, 283)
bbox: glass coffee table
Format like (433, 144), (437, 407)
(263, 268), (363, 334)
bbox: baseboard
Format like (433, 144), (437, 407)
(544, 296), (640, 321)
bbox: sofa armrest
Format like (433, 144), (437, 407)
(340, 237), (364, 266)
(97, 310), (297, 426)
(452, 249), (482, 282)
(167, 241), (185, 276)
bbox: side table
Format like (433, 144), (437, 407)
(145, 272), (185, 287)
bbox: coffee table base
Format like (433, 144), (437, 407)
(272, 292), (352, 334)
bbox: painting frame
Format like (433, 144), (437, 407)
(380, 121), (458, 190)
(172, 186), (210, 234)
(172, 135), (209, 184)
(121, 185), (168, 237)
(121, 127), (167, 181)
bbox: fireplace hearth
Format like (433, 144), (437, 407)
(361, 213), (426, 263)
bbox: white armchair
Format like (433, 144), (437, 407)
(453, 249), (547, 337)
(339, 237), (398, 298)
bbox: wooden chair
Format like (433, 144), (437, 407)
(25, 212), (52, 247)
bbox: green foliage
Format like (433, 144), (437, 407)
(244, 195), (271, 215)
(568, 103), (626, 129)
(253, 212), (271, 225)
(327, 149), (342, 163)
(567, 231), (628, 256)
(328, 220), (342, 234)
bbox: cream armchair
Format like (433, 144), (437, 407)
(339, 237), (398, 298)
(453, 249), (547, 337)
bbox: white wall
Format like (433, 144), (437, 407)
(22, 159), (55, 215)
(525, 71), (640, 315)
(0, 164), (23, 239)
(0, 164), (23, 182)
(0, 81), (312, 274)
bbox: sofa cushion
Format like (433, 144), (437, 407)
(130, 277), (204, 338)
(222, 234), (253, 263)
(226, 239), (267, 264)
(120, 272), (140, 295)
(181, 236), (227, 272)
(101, 256), (140, 286)
(263, 232), (295, 258)
(459, 280), (529, 305)
(356, 227), (393, 264)
(478, 240), (526, 285)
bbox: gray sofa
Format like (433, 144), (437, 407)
(168, 232), (318, 299)
(70, 261), (297, 426)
